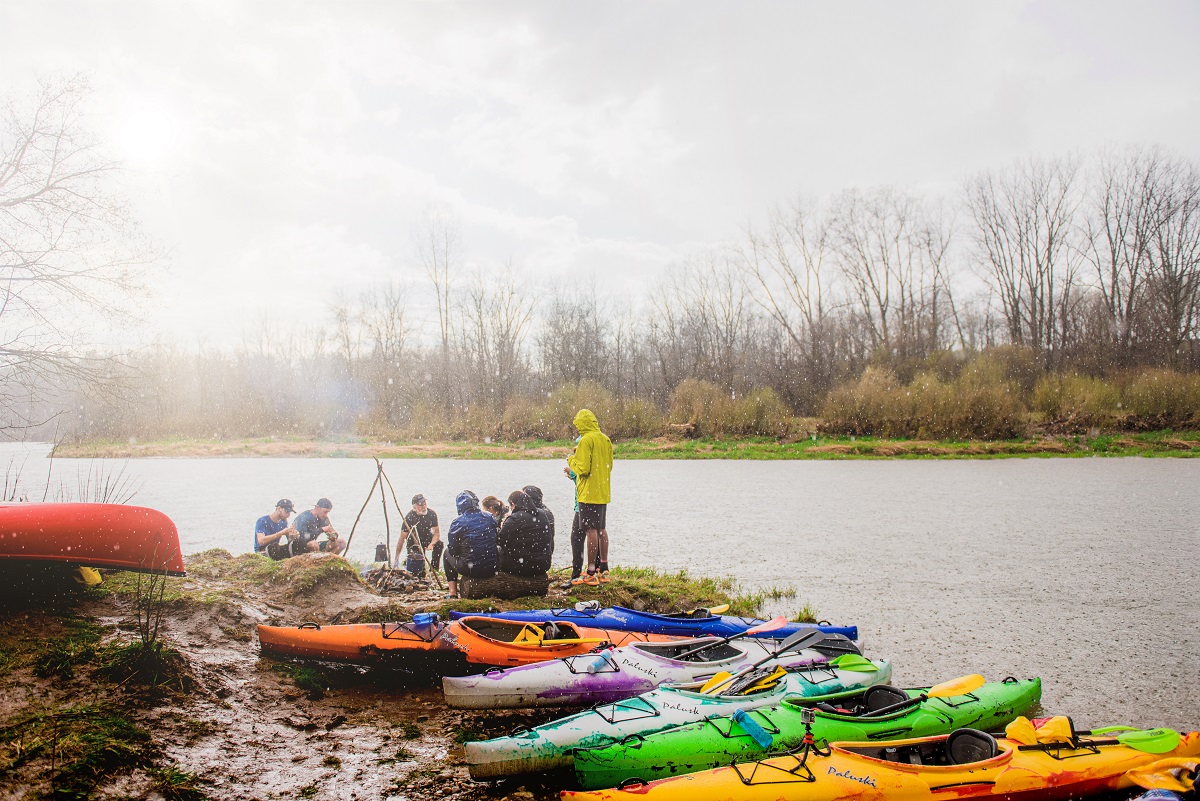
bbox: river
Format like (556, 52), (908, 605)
(2, 442), (1197, 730)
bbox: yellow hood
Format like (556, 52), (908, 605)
(573, 408), (600, 434)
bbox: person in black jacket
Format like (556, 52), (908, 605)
(497, 490), (553, 577)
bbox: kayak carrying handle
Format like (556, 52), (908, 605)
(617, 778), (648, 790)
(299, 622), (321, 630)
(619, 733), (646, 747)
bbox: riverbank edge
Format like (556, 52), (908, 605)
(52, 431), (1200, 459)
(0, 552), (811, 799)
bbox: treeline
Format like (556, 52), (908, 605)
(68, 145), (1200, 442)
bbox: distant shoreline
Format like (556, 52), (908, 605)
(51, 432), (1200, 459)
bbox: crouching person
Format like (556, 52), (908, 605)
(443, 490), (497, 599)
(497, 489), (553, 579)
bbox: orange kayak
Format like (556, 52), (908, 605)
(0, 502), (185, 576)
(257, 615), (680, 672)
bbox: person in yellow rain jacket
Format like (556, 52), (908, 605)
(565, 408), (613, 585)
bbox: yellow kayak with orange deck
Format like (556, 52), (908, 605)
(257, 614), (680, 674)
(560, 718), (1199, 801)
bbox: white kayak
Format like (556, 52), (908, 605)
(464, 654), (892, 780)
(444, 632), (862, 709)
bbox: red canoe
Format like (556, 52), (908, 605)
(0, 503), (186, 576)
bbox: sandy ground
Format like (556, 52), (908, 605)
(0, 553), (585, 801)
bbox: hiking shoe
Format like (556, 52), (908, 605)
(598, 571), (611, 583)
(559, 580), (576, 590)
(572, 573), (600, 587)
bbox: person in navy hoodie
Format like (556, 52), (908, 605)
(443, 490), (498, 599)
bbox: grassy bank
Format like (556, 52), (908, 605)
(53, 430), (1200, 459)
(0, 552), (813, 800)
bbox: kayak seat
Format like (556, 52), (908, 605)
(864, 685), (908, 712)
(947, 728), (999, 764)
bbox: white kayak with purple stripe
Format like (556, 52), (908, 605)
(443, 632), (862, 709)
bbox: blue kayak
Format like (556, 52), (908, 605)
(447, 605), (857, 640)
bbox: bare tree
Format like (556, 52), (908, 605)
(965, 157), (1083, 364)
(538, 280), (610, 387)
(1083, 146), (1171, 363)
(738, 196), (840, 394)
(1, 76), (155, 430)
(1144, 159), (1200, 367)
(457, 265), (537, 407)
(412, 206), (460, 405)
(827, 187), (954, 364)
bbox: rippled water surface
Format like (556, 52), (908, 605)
(3, 443), (1198, 729)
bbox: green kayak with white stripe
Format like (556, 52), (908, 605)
(463, 654), (892, 780)
(572, 676), (1043, 789)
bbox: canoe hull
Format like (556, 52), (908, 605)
(0, 503), (185, 576)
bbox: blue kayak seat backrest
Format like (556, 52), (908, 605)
(864, 685), (909, 712)
(946, 728), (999, 764)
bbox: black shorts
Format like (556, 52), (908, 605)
(578, 503), (607, 532)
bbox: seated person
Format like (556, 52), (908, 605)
(292, 498), (346, 555)
(497, 490), (554, 577)
(481, 495), (508, 525)
(444, 490), (498, 599)
(254, 499), (297, 560)
(522, 485), (555, 561)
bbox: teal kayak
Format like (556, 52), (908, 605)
(464, 655), (892, 780)
(573, 676), (1042, 789)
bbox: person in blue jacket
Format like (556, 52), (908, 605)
(444, 490), (498, 599)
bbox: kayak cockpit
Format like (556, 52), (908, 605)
(838, 729), (1010, 767)
(631, 638), (743, 662)
(460, 618), (585, 644)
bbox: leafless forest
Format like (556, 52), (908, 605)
(4, 80), (1200, 442)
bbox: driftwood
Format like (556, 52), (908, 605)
(460, 572), (550, 600)
(362, 567), (432, 595)
(669, 421), (701, 438)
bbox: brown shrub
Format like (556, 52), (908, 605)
(820, 368), (1025, 439)
(1121, 369), (1200, 429)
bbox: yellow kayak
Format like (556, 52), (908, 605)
(561, 725), (1200, 801)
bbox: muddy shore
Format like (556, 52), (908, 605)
(0, 552), (764, 801)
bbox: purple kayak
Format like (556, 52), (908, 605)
(442, 631), (860, 708)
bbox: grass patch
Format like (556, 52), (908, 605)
(554, 565), (796, 618)
(398, 722), (421, 740)
(31, 618), (105, 679)
(322, 754), (342, 769)
(94, 640), (196, 695)
(0, 704), (204, 799)
(377, 745), (415, 765)
(270, 662), (329, 700)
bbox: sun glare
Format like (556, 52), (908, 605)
(118, 106), (175, 165)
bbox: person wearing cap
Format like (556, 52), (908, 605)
(395, 494), (442, 574)
(254, 499), (298, 560)
(293, 498), (346, 555)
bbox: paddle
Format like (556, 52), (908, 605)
(862, 674), (986, 718)
(671, 615), (789, 662)
(700, 627), (829, 695)
(1088, 726), (1181, 754)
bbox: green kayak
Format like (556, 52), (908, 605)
(572, 676), (1041, 790)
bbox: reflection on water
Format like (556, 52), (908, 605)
(1, 442), (1197, 728)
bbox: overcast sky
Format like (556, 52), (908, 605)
(4, 1), (1199, 348)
